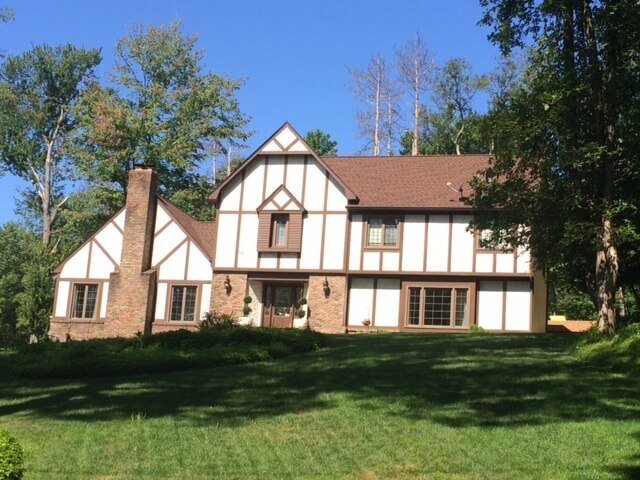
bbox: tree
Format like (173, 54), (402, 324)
(0, 45), (102, 247)
(16, 243), (55, 341)
(304, 129), (338, 156)
(471, 0), (640, 333)
(71, 21), (249, 218)
(433, 58), (488, 155)
(397, 34), (435, 155)
(349, 54), (394, 155)
(0, 223), (36, 345)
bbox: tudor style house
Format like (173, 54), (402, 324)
(50, 123), (547, 340)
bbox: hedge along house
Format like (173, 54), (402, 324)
(50, 122), (547, 340)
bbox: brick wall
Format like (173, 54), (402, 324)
(211, 273), (248, 320)
(104, 167), (158, 337)
(307, 275), (346, 333)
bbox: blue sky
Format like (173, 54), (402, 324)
(0, 0), (500, 223)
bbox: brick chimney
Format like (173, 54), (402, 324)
(105, 166), (158, 337)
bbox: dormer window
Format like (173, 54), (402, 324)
(272, 214), (289, 247)
(257, 186), (305, 253)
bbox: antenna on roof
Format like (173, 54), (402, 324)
(445, 181), (464, 197)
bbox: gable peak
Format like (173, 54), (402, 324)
(260, 123), (311, 154)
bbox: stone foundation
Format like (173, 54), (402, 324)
(307, 275), (346, 333)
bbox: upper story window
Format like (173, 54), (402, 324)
(71, 283), (98, 319)
(271, 214), (289, 247)
(367, 216), (399, 247)
(477, 229), (512, 252)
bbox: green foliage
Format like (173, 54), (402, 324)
(71, 21), (248, 221)
(295, 309), (306, 319)
(0, 224), (37, 346)
(0, 429), (24, 480)
(304, 129), (338, 156)
(15, 244), (55, 341)
(0, 44), (102, 245)
(199, 311), (238, 330)
(576, 323), (640, 371)
(243, 296), (252, 304)
(0, 7), (13, 23)
(242, 305), (252, 316)
(10, 327), (324, 379)
(472, 1), (640, 331)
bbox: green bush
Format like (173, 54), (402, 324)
(575, 323), (640, 371)
(10, 327), (325, 379)
(199, 311), (238, 330)
(0, 430), (24, 480)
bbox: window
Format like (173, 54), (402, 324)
(170, 285), (198, 321)
(271, 214), (289, 247)
(367, 216), (399, 247)
(71, 284), (98, 319)
(405, 285), (470, 328)
(477, 229), (511, 251)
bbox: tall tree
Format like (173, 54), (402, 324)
(433, 58), (488, 155)
(71, 22), (249, 218)
(0, 44), (102, 247)
(349, 54), (393, 155)
(397, 34), (434, 155)
(472, 0), (640, 333)
(304, 129), (338, 156)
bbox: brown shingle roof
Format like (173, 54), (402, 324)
(324, 154), (492, 209)
(158, 197), (216, 260)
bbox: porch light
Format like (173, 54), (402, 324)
(224, 275), (232, 295)
(322, 277), (330, 297)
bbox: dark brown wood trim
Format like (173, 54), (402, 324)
(261, 156), (269, 202)
(447, 214), (453, 272)
(501, 280), (507, 331)
(111, 216), (125, 234)
(397, 217), (404, 271)
(233, 170), (246, 269)
(85, 240), (93, 278)
(359, 214), (366, 271)
(154, 217), (173, 238)
(155, 238), (188, 268)
(92, 238), (118, 268)
(423, 214), (429, 272)
(493, 252), (497, 273)
(342, 274), (351, 329)
(217, 209), (346, 215)
(348, 269), (533, 278)
(371, 278), (378, 326)
(283, 154), (289, 186)
(343, 212), (352, 271)
(184, 240), (191, 280)
(319, 170), (329, 269)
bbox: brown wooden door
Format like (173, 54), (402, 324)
(262, 285), (302, 328)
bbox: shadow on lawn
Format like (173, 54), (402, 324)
(1, 334), (639, 432)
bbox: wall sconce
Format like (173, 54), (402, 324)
(322, 277), (330, 297)
(224, 275), (232, 295)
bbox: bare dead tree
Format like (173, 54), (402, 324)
(382, 74), (402, 156)
(397, 34), (435, 155)
(349, 54), (392, 156)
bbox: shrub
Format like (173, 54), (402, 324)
(9, 326), (326, 379)
(295, 309), (306, 318)
(199, 311), (238, 330)
(243, 296), (252, 304)
(0, 430), (24, 480)
(469, 325), (486, 334)
(242, 305), (252, 316)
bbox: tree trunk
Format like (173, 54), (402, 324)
(412, 76), (419, 155)
(373, 74), (381, 156)
(595, 217), (618, 334)
(41, 139), (54, 247)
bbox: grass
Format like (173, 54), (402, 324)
(1, 333), (639, 479)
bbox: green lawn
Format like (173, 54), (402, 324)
(1, 333), (639, 479)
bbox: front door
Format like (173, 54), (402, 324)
(262, 285), (303, 328)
